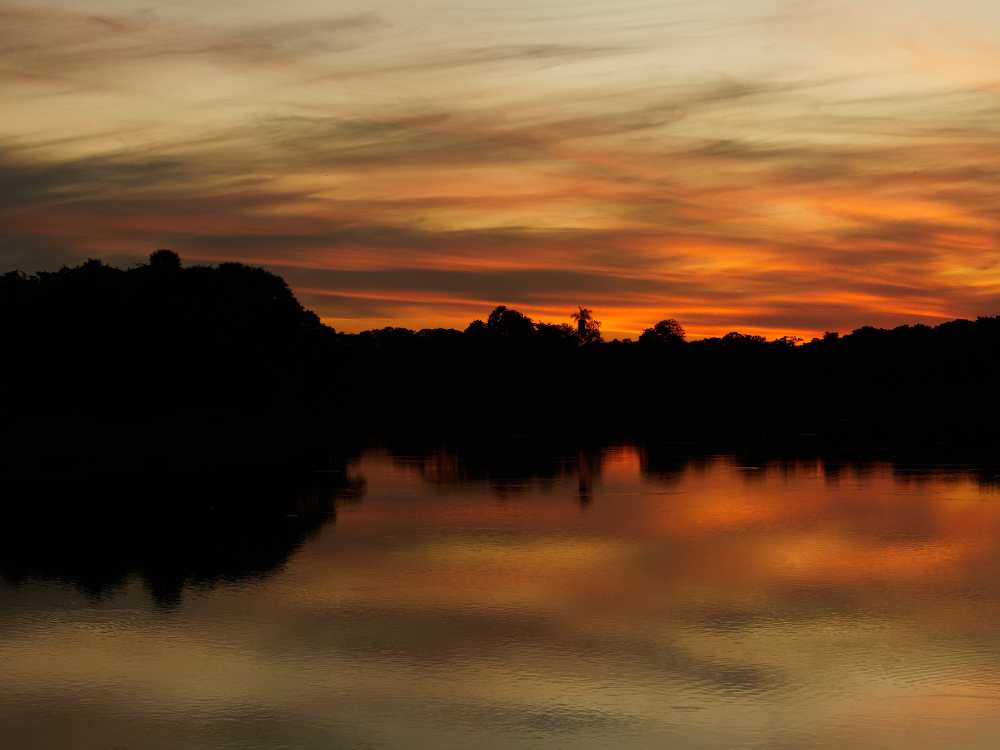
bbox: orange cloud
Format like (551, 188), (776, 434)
(3, 2), (1000, 339)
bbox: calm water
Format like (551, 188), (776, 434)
(3, 448), (1000, 749)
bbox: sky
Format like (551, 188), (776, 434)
(3, 0), (1000, 339)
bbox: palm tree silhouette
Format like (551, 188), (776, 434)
(571, 306), (594, 337)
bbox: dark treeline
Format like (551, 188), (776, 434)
(4, 250), (1000, 469)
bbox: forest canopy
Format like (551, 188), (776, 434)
(4, 252), (1000, 459)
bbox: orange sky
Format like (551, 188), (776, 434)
(3, 1), (1000, 339)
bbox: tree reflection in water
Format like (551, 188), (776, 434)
(0, 468), (365, 607)
(4, 442), (997, 608)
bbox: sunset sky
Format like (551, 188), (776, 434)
(3, 1), (1000, 339)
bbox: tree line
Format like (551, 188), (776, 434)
(4, 251), (1000, 464)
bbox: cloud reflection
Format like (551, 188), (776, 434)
(3, 449), (1000, 747)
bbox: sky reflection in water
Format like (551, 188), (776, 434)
(2, 449), (1000, 749)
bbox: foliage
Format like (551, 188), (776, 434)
(5, 252), (1000, 455)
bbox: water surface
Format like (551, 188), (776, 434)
(3, 448), (1000, 748)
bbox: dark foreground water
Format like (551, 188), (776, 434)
(3, 448), (1000, 749)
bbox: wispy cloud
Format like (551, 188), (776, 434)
(0, 5), (387, 88)
(3, 1), (1000, 338)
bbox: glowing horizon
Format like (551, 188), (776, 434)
(3, 0), (1000, 340)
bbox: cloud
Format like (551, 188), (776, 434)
(381, 43), (625, 71)
(0, 144), (192, 207)
(4, 110), (999, 338)
(0, 5), (387, 88)
(0, 232), (80, 273)
(3, 8), (1000, 340)
(254, 113), (550, 168)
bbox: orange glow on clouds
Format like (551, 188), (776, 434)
(3, 1), (1000, 339)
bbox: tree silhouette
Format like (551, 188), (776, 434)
(639, 318), (686, 348)
(148, 248), (181, 272)
(5, 249), (1000, 460)
(721, 331), (766, 347)
(487, 305), (535, 338)
(571, 306), (602, 343)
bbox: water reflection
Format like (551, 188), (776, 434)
(0, 469), (365, 606)
(3, 447), (1000, 749)
(392, 440), (1000, 497)
(391, 440), (708, 504)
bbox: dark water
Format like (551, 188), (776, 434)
(3, 448), (1000, 749)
